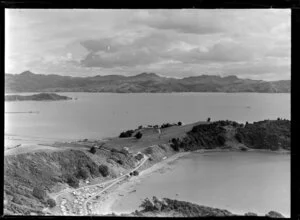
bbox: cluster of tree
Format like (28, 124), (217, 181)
(234, 119), (290, 150)
(63, 173), (80, 188)
(138, 197), (232, 217)
(168, 122), (228, 152)
(135, 131), (143, 139)
(160, 123), (173, 129)
(119, 130), (134, 138)
(130, 170), (139, 176)
(212, 120), (242, 127)
(76, 167), (89, 180)
(99, 164), (109, 177)
(32, 187), (47, 201)
(90, 146), (97, 154)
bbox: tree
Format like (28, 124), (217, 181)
(217, 135), (226, 145)
(99, 164), (109, 177)
(77, 168), (89, 180)
(135, 131), (143, 139)
(140, 198), (155, 211)
(90, 146), (97, 154)
(235, 133), (243, 143)
(47, 198), (56, 208)
(32, 187), (46, 200)
(138, 125), (143, 129)
(177, 121), (182, 126)
(64, 175), (79, 188)
(133, 170), (139, 176)
(207, 117), (211, 122)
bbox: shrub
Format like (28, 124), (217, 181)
(99, 164), (109, 177)
(177, 121), (182, 126)
(77, 168), (89, 180)
(135, 153), (144, 161)
(90, 146), (97, 154)
(32, 187), (46, 200)
(138, 125), (143, 129)
(144, 147), (153, 155)
(133, 170), (139, 176)
(135, 132), (143, 139)
(117, 160), (123, 165)
(47, 198), (56, 208)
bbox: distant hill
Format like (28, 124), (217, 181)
(5, 93), (72, 101)
(5, 71), (290, 93)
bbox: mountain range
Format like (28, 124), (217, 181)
(5, 71), (290, 93)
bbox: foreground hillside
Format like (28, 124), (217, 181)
(5, 71), (290, 93)
(5, 93), (72, 101)
(128, 197), (285, 218)
(4, 119), (290, 215)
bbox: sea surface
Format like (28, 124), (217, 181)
(4, 93), (290, 216)
(5, 92), (290, 144)
(111, 151), (290, 217)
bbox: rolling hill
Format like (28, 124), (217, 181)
(5, 71), (290, 93)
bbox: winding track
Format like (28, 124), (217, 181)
(83, 155), (148, 215)
(55, 154), (148, 216)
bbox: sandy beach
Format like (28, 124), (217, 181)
(91, 151), (190, 215)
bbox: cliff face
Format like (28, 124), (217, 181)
(5, 71), (290, 93)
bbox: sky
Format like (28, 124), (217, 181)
(5, 9), (290, 81)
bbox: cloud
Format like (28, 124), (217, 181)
(131, 10), (227, 34)
(5, 9), (291, 80)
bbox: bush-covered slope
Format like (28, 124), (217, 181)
(235, 119), (290, 150)
(169, 119), (290, 152)
(130, 197), (285, 217)
(4, 148), (137, 215)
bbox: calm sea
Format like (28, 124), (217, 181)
(5, 92), (290, 143)
(112, 151), (290, 217)
(4, 93), (290, 216)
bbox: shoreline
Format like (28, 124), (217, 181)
(89, 148), (290, 216)
(91, 151), (190, 215)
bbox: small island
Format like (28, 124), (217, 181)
(5, 93), (72, 101)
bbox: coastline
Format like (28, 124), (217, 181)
(89, 148), (290, 216)
(91, 151), (190, 215)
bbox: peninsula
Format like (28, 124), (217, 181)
(5, 93), (72, 101)
(4, 119), (290, 216)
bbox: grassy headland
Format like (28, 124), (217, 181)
(4, 118), (290, 215)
